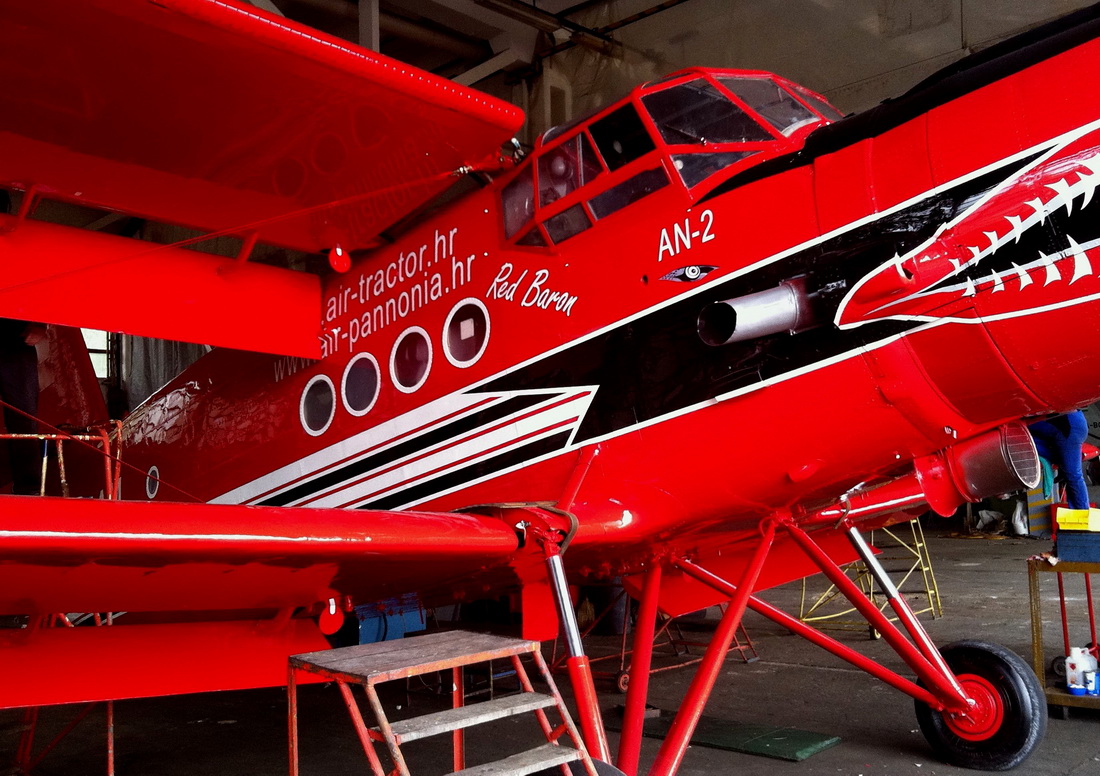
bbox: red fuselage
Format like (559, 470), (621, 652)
(121, 51), (1100, 592)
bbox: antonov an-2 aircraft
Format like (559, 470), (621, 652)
(4, 1), (1100, 772)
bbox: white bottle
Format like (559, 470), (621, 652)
(1067, 647), (1097, 687)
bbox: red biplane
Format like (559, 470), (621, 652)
(4, 0), (1100, 772)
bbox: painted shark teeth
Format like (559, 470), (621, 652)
(1069, 235), (1092, 283)
(1012, 263), (1033, 290)
(1038, 251), (1061, 286)
(845, 140), (1100, 329)
(1047, 177), (1076, 214)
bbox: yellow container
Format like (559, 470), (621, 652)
(1056, 507), (1100, 532)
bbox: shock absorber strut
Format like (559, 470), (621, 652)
(545, 546), (612, 762)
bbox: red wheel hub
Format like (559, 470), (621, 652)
(945, 673), (1004, 741)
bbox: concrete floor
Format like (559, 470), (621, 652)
(5, 525), (1100, 775)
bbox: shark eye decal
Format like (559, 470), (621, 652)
(300, 374), (336, 436)
(660, 264), (717, 282)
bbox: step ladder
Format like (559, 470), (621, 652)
(289, 630), (598, 776)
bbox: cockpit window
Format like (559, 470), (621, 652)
(589, 104), (656, 172)
(538, 133), (602, 206)
(673, 151), (756, 188)
(642, 79), (773, 145)
(718, 77), (818, 136)
(544, 204), (591, 243)
(590, 167), (669, 220)
(516, 226), (547, 246)
(791, 83), (845, 121)
(501, 164), (535, 239)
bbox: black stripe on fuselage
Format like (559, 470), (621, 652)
(358, 430), (573, 510)
(257, 392), (561, 506)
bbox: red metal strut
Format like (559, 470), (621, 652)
(647, 520), (776, 776)
(617, 562), (663, 776)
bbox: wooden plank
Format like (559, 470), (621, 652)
(388, 693), (557, 742)
(452, 744), (582, 776)
(1045, 687), (1100, 709)
(290, 631), (539, 683)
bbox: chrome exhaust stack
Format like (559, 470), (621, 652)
(804, 423), (1041, 524)
(917, 422), (1040, 516)
(698, 277), (816, 346)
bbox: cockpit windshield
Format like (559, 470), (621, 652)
(641, 79), (774, 145)
(718, 77), (819, 136)
(499, 68), (838, 245)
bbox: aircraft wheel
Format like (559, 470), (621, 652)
(915, 640), (1045, 771)
(615, 670), (630, 694)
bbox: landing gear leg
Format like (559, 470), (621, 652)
(784, 521), (1043, 770)
(546, 550), (612, 764)
(846, 526), (1045, 771)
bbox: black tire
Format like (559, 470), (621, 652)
(915, 640), (1045, 771)
(615, 670), (630, 694)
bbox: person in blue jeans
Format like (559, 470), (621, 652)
(1029, 410), (1091, 510)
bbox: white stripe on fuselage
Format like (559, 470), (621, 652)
(212, 388), (594, 506)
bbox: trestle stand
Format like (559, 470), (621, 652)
(646, 521), (776, 776)
(547, 549), (612, 763)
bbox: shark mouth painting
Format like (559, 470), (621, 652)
(837, 122), (1100, 329)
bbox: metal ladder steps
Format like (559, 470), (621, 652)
(452, 742), (582, 776)
(386, 692), (558, 743)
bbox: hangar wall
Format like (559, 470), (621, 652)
(521, 0), (1093, 137)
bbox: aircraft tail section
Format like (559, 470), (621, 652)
(36, 325), (108, 429)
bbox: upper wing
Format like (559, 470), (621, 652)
(0, 495), (523, 615)
(0, 0), (523, 253)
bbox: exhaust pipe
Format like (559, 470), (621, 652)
(918, 422), (1040, 515)
(698, 277), (816, 346)
(804, 423), (1041, 524)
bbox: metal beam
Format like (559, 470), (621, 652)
(469, 0), (619, 55)
(246, 0), (285, 16)
(544, 0), (697, 58)
(453, 48), (522, 86)
(359, 0), (380, 51)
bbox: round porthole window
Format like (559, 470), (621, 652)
(391, 327), (432, 393)
(146, 465), (160, 500)
(342, 353), (381, 416)
(300, 374), (336, 436)
(443, 298), (490, 368)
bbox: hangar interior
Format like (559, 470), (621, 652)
(4, 1), (1100, 775)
